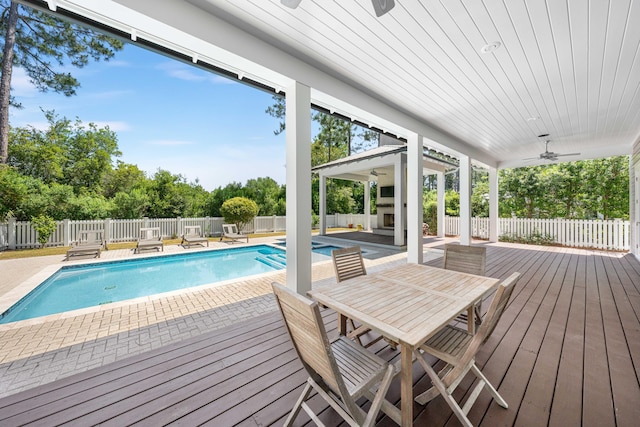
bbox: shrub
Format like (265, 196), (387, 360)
(220, 197), (258, 231)
(31, 214), (57, 247)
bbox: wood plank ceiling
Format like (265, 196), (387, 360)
(188, 0), (640, 168)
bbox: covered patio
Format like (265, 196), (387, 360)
(5, 1), (640, 426)
(2, 241), (639, 425)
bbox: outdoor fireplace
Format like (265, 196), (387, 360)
(383, 213), (394, 227)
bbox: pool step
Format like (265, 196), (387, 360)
(255, 253), (287, 270)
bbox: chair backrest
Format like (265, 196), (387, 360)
(445, 272), (521, 386)
(332, 246), (366, 282)
(222, 224), (238, 235)
(272, 282), (348, 397)
(140, 227), (160, 240)
(78, 230), (103, 245)
(443, 244), (486, 276)
(184, 225), (201, 236)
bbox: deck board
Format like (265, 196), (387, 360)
(1, 243), (640, 426)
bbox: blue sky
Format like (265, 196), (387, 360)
(9, 42), (287, 191)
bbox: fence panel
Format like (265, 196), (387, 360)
(1, 216), (632, 251)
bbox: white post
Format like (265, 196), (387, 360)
(63, 219), (70, 246)
(489, 167), (499, 242)
(364, 180), (371, 231)
(437, 171), (445, 237)
(394, 155), (406, 246)
(104, 218), (111, 246)
(8, 217), (16, 250)
(285, 81), (312, 295)
(407, 132), (423, 264)
(319, 174), (327, 235)
(459, 155), (472, 245)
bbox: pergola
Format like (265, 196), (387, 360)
(312, 144), (454, 246)
(18, 0), (640, 295)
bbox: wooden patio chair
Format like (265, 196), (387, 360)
(443, 244), (487, 333)
(272, 282), (399, 427)
(220, 223), (249, 243)
(181, 225), (209, 248)
(331, 246), (388, 348)
(414, 272), (521, 427)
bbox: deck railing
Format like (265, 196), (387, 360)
(0, 215), (630, 251)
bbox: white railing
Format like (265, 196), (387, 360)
(444, 216), (630, 251)
(0, 215), (630, 251)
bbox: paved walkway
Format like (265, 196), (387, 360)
(0, 236), (444, 398)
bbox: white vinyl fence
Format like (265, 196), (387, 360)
(444, 216), (630, 251)
(0, 215), (630, 251)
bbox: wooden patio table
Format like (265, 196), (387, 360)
(308, 263), (501, 427)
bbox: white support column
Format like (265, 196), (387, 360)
(459, 155), (472, 245)
(407, 133), (423, 264)
(319, 174), (327, 236)
(364, 180), (371, 231)
(437, 171), (445, 237)
(489, 167), (499, 242)
(394, 155), (406, 246)
(285, 82), (312, 295)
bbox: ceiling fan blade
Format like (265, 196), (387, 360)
(553, 152), (581, 157)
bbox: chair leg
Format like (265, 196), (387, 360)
(284, 381), (313, 427)
(414, 352), (474, 427)
(362, 365), (396, 427)
(470, 363), (508, 408)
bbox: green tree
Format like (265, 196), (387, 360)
(207, 181), (244, 217)
(8, 111), (121, 193)
(0, 0), (124, 163)
(243, 177), (284, 216)
(30, 213), (56, 247)
(220, 196), (258, 231)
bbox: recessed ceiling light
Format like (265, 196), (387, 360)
(480, 41), (501, 54)
(527, 116), (540, 122)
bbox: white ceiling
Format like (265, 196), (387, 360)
(34, 0), (640, 169)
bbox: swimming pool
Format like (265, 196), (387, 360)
(0, 245), (299, 325)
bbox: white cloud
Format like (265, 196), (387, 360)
(157, 61), (206, 82)
(10, 68), (38, 97)
(146, 139), (194, 146)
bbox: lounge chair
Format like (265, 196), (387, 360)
(220, 223), (248, 243)
(65, 230), (105, 261)
(181, 225), (209, 248)
(135, 227), (163, 253)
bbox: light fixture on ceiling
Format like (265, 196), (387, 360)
(280, 0), (302, 8)
(281, 0), (395, 17)
(480, 41), (502, 54)
(371, 0), (396, 17)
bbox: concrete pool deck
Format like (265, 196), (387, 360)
(0, 235), (445, 398)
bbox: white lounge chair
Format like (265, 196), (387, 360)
(220, 223), (248, 243)
(135, 227), (163, 253)
(181, 226), (209, 248)
(65, 230), (105, 261)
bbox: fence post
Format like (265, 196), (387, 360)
(104, 218), (111, 246)
(273, 215), (277, 233)
(63, 219), (70, 246)
(8, 217), (16, 250)
(143, 217), (149, 228)
(176, 217), (182, 238)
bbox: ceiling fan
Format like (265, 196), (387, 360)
(526, 140), (581, 161)
(369, 169), (387, 177)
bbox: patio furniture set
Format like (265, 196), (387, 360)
(274, 244), (520, 427)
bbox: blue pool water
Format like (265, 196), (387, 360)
(1, 245), (296, 324)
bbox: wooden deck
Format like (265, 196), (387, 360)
(1, 243), (640, 426)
